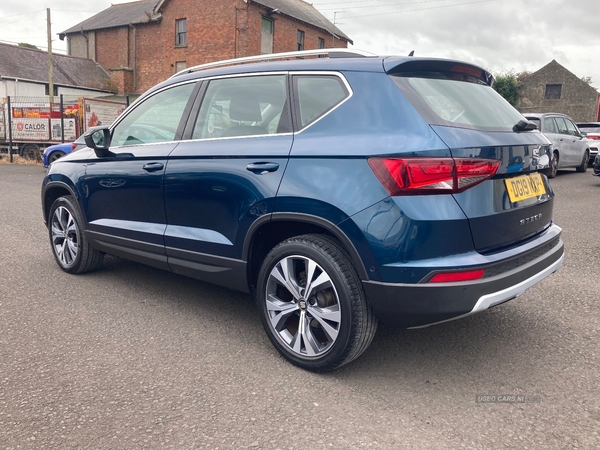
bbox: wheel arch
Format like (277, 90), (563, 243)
(244, 213), (369, 292)
(42, 182), (78, 226)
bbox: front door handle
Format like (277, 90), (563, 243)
(246, 162), (279, 174)
(143, 162), (164, 172)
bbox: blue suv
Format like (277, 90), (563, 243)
(42, 49), (564, 371)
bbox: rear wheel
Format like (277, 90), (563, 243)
(576, 150), (589, 173)
(256, 235), (377, 372)
(546, 151), (559, 178)
(48, 196), (104, 274)
(21, 143), (41, 161)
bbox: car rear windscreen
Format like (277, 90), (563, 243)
(390, 72), (526, 132)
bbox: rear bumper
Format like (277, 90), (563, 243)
(362, 238), (564, 328)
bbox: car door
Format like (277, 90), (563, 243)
(543, 116), (565, 165)
(564, 118), (587, 165)
(83, 81), (199, 269)
(554, 116), (578, 166)
(163, 73), (293, 290)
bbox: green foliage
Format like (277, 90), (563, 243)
(17, 43), (39, 50)
(493, 72), (519, 107)
(581, 76), (593, 86)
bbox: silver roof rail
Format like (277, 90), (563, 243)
(170, 48), (377, 78)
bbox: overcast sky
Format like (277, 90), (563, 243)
(1, 0), (598, 89)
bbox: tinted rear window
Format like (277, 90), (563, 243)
(390, 73), (525, 132)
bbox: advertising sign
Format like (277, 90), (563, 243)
(83, 98), (126, 132)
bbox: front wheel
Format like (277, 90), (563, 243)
(48, 151), (66, 164)
(48, 196), (104, 274)
(256, 235), (377, 372)
(576, 150), (589, 173)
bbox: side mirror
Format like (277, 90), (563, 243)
(580, 132), (587, 137)
(84, 127), (113, 157)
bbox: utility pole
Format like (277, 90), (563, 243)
(47, 8), (54, 103)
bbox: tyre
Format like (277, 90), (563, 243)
(21, 143), (41, 161)
(49, 151), (66, 164)
(256, 234), (377, 372)
(576, 150), (589, 173)
(546, 151), (559, 178)
(48, 196), (104, 274)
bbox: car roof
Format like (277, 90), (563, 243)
(145, 52), (493, 96)
(524, 113), (571, 119)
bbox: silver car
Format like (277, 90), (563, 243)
(524, 113), (590, 178)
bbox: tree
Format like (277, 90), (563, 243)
(17, 43), (39, 50)
(581, 76), (593, 86)
(492, 72), (519, 107)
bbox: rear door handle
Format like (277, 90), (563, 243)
(246, 162), (279, 174)
(143, 162), (164, 172)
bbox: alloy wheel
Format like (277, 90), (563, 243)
(51, 206), (79, 267)
(265, 255), (341, 357)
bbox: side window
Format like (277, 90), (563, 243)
(565, 119), (579, 136)
(192, 75), (289, 140)
(294, 75), (348, 128)
(544, 117), (558, 133)
(111, 82), (196, 147)
(554, 117), (569, 135)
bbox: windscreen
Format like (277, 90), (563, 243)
(391, 73), (526, 132)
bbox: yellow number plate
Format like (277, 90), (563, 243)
(505, 173), (546, 203)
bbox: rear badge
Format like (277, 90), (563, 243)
(520, 213), (542, 226)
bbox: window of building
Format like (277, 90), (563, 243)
(297, 30), (305, 51)
(175, 61), (187, 73)
(293, 75), (349, 127)
(261, 17), (274, 54)
(318, 38), (325, 49)
(176, 19), (187, 46)
(545, 84), (562, 99)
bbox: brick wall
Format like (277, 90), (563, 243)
(518, 60), (599, 122)
(67, 0), (349, 94)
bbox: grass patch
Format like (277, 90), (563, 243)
(0, 154), (42, 165)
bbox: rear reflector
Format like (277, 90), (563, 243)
(368, 157), (499, 195)
(429, 269), (485, 283)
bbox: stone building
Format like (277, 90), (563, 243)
(59, 0), (352, 95)
(517, 60), (600, 122)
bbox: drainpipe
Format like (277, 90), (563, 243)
(130, 24), (137, 93)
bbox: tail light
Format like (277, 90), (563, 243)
(429, 269), (485, 283)
(368, 157), (500, 195)
(71, 143), (77, 150)
(586, 135), (600, 140)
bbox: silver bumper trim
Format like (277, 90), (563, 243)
(409, 252), (564, 329)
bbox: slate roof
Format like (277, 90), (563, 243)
(249, 0), (352, 43)
(61, 0), (351, 44)
(0, 43), (110, 90)
(60, 0), (161, 37)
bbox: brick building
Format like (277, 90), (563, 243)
(59, 0), (352, 95)
(517, 60), (600, 122)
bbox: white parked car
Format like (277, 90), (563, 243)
(524, 113), (590, 178)
(576, 122), (600, 165)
